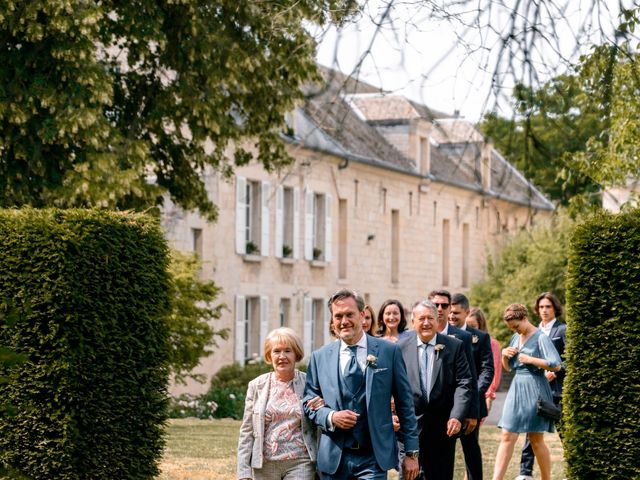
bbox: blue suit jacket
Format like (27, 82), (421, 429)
(304, 335), (419, 475)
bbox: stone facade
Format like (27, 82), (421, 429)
(162, 72), (553, 395)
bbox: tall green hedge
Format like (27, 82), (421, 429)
(563, 208), (640, 479)
(0, 209), (171, 479)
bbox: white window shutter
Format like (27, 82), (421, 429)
(293, 186), (300, 259)
(235, 295), (246, 364)
(303, 296), (313, 359)
(235, 177), (247, 254)
(304, 188), (314, 261)
(323, 302), (331, 345)
(324, 194), (333, 262)
(261, 181), (270, 256)
(274, 186), (284, 258)
(260, 296), (269, 357)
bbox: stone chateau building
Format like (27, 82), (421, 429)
(162, 70), (553, 394)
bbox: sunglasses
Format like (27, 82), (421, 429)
(433, 302), (450, 309)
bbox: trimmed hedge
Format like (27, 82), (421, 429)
(563, 208), (640, 479)
(0, 209), (171, 479)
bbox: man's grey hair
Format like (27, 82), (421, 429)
(411, 299), (437, 318)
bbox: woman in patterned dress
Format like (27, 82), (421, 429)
(492, 304), (562, 480)
(237, 328), (322, 480)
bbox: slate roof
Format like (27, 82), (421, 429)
(292, 67), (553, 210)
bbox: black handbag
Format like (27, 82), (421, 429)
(536, 397), (561, 422)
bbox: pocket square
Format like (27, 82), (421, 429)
(373, 367), (388, 373)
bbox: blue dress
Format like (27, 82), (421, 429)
(498, 329), (562, 433)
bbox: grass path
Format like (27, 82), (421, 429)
(160, 418), (565, 479)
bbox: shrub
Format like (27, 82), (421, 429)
(168, 394), (218, 419)
(563, 208), (640, 479)
(0, 209), (171, 480)
(469, 211), (573, 346)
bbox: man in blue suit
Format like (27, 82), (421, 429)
(304, 289), (420, 480)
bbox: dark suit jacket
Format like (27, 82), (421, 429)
(446, 325), (479, 419)
(303, 335), (419, 475)
(398, 333), (473, 424)
(464, 325), (494, 419)
(545, 320), (567, 398)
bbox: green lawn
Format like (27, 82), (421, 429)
(160, 418), (565, 479)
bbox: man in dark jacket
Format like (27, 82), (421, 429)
(449, 293), (494, 480)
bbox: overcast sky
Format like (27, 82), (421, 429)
(314, 0), (629, 122)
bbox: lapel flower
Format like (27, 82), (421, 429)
(472, 335), (479, 344)
(366, 354), (378, 368)
(434, 344), (445, 358)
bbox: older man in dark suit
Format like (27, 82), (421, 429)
(399, 299), (473, 480)
(304, 289), (420, 480)
(449, 293), (494, 480)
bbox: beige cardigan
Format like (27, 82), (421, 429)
(236, 370), (317, 479)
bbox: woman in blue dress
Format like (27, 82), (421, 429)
(492, 303), (562, 480)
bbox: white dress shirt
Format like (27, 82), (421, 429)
(339, 334), (368, 374)
(539, 318), (556, 337)
(417, 335), (437, 399)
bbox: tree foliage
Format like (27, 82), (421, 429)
(0, 0), (358, 219)
(479, 76), (602, 209)
(480, 6), (640, 213)
(167, 250), (227, 384)
(468, 212), (574, 345)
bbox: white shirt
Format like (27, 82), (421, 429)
(417, 335), (437, 398)
(327, 334), (368, 430)
(339, 334), (368, 374)
(540, 318), (556, 337)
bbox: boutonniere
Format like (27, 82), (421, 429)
(472, 335), (479, 344)
(366, 354), (378, 368)
(434, 344), (445, 358)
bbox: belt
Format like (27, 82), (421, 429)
(344, 442), (373, 455)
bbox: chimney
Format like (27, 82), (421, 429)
(413, 119), (432, 176)
(481, 142), (492, 192)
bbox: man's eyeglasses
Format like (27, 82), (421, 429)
(433, 302), (450, 309)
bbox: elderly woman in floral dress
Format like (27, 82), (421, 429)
(237, 327), (323, 480)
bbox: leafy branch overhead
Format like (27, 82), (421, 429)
(0, 0), (358, 219)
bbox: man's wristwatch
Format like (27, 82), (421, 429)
(405, 450), (420, 459)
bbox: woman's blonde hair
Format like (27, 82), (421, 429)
(264, 327), (304, 362)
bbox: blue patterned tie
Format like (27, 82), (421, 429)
(345, 345), (363, 392)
